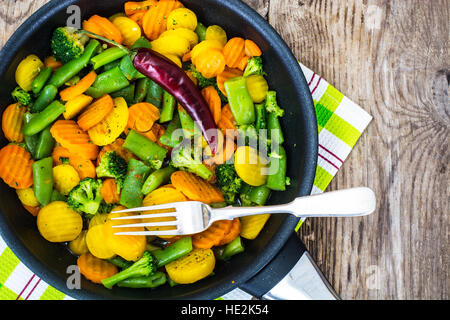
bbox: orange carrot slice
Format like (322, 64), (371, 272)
(216, 67), (243, 97)
(0, 144), (33, 189)
(142, 0), (183, 40)
(44, 56), (63, 70)
(60, 71), (97, 101)
(223, 37), (246, 68)
(171, 171), (224, 204)
(77, 94), (114, 131)
(201, 86), (222, 125)
(127, 102), (160, 133)
(124, 0), (156, 16)
(101, 178), (121, 204)
(52, 146), (96, 179)
(244, 39), (262, 57)
(88, 15), (123, 44)
(77, 253), (118, 284)
(218, 218), (241, 245)
(192, 220), (233, 249)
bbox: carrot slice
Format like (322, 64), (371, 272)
(44, 56), (63, 70)
(82, 19), (104, 39)
(201, 86), (222, 125)
(60, 71), (97, 102)
(218, 218), (241, 245)
(127, 102), (160, 133)
(101, 178), (120, 204)
(244, 39), (262, 57)
(52, 146), (96, 179)
(124, 0), (156, 16)
(129, 11), (147, 27)
(0, 144), (33, 189)
(50, 120), (99, 160)
(217, 104), (237, 135)
(88, 15), (123, 44)
(171, 171), (224, 204)
(77, 253), (118, 284)
(142, 0), (183, 40)
(237, 55), (250, 71)
(2, 103), (26, 143)
(23, 204), (40, 217)
(77, 94), (114, 131)
(216, 67), (243, 97)
(223, 37), (246, 68)
(192, 220), (233, 249)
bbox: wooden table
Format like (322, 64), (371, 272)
(0, 0), (448, 300)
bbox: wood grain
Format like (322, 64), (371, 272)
(0, 0), (448, 300)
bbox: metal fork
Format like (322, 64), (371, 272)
(111, 187), (376, 236)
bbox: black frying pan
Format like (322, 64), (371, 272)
(0, 0), (326, 300)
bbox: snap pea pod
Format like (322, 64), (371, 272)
(110, 83), (135, 106)
(131, 37), (152, 50)
(120, 158), (152, 208)
(90, 46), (128, 70)
(219, 236), (245, 260)
(249, 185), (271, 206)
(86, 66), (130, 98)
(32, 157), (53, 206)
(117, 272), (167, 289)
(153, 237), (193, 267)
(31, 67), (52, 95)
(145, 80), (164, 107)
(22, 113), (39, 157)
(141, 166), (176, 195)
(119, 54), (145, 81)
(103, 59), (121, 72)
(123, 130), (168, 168)
(266, 145), (287, 191)
(34, 126), (56, 160)
(158, 114), (183, 148)
(29, 84), (58, 114)
(22, 101), (65, 136)
(48, 39), (100, 88)
(134, 78), (151, 104)
(267, 112), (284, 145)
(159, 91), (176, 123)
(224, 76), (255, 125)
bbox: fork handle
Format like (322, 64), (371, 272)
(212, 187), (376, 220)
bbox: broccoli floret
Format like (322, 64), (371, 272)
(170, 145), (213, 181)
(67, 178), (103, 217)
(265, 91), (285, 117)
(187, 63), (216, 88)
(237, 124), (258, 145)
(97, 201), (115, 214)
(215, 164), (243, 205)
(51, 27), (89, 63)
(101, 251), (157, 289)
(11, 87), (32, 106)
(243, 56), (266, 77)
(96, 151), (128, 187)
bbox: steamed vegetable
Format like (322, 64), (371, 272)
(215, 164), (243, 205)
(11, 87), (32, 106)
(51, 27), (89, 63)
(67, 178), (104, 217)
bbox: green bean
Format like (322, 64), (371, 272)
(224, 76), (255, 125)
(32, 157), (53, 206)
(48, 39), (100, 88)
(249, 185), (271, 206)
(145, 80), (164, 107)
(134, 78), (151, 104)
(34, 125), (56, 160)
(123, 130), (168, 168)
(117, 272), (167, 289)
(64, 75), (80, 87)
(159, 91), (176, 123)
(88, 66), (130, 97)
(22, 113), (39, 157)
(255, 103), (267, 131)
(29, 84), (58, 113)
(266, 145), (287, 191)
(90, 47), (128, 70)
(110, 83), (136, 106)
(220, 236), (245, 260)
(178, 106), (195, 138)
(267, 112), (284, 145)
(159, 114), (183, 148)
(31, 67), (52, 95)
(103, 59), (121, 72)
(195, 22), (207, 42)
(22, 101), (65, 136)
(120, 158), (152, 208)
(153, 237), (193, 267)
(141, 166), (176, 195)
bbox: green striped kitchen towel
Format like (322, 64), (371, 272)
(0, 62), (372, 300)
